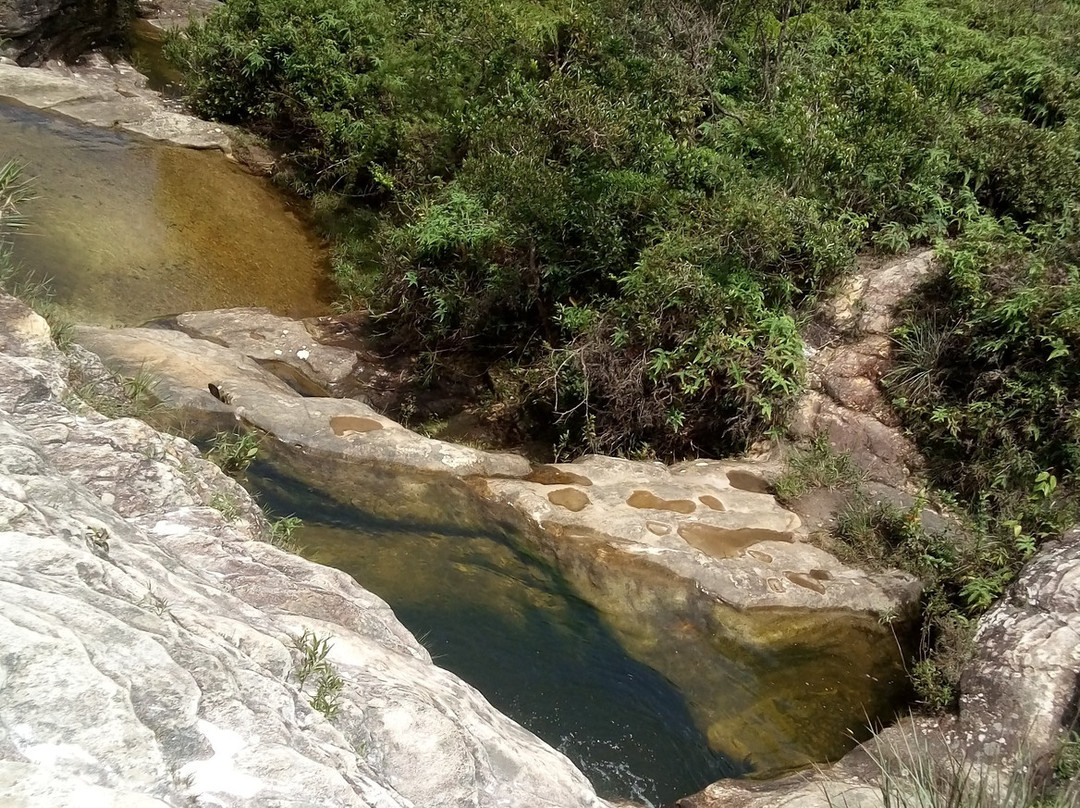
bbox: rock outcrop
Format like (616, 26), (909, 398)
(0, 59), (231, 149)
(791, 251), (936, 485)
(678, 532), (1080, 807)
(77, 310), (922, 775)
(0, 0), (129, 63)
(0, 291), (613, 808)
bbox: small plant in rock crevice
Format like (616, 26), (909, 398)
(137, 583), (174, 620)
(268, 515), (303, 553)
(207, 431), (259, 474)
(291, 630), (345, 720)
(209, 490), (244, 522)
(774, 433), (864, 503)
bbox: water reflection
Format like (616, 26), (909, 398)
(0, 101), (332, 325)
(249, 463), (742, 807)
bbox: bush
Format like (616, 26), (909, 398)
(170, 0), (1080, 458)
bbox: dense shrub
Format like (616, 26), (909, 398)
(170, 0), (1080, 457)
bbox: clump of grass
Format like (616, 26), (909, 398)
(68, 366), (160, 420)
(829, 727), (1080, 808)
(0, 159), (32, 233)
(291, 629), (344, 720)
(775, 433), (863, 501)
(0, 163), (77, 352)
(268, 515), (302, 552)
(209, 490), (243, 521)
(1057, 733), (1080, 784)
(207, 431), (259, 474)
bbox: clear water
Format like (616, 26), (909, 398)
(248, 463), (743, 807)
(0, 101), (332, 325)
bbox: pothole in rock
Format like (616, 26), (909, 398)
(626, 489), (696, 514)
(548, 488), (591, 512)
(247, 464), (742, 806)
(676, 523), (793, 559)
(330, 415), (384, 436)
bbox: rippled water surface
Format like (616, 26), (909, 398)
(249, 464), (742, 807)
(0, 101), (332, 325)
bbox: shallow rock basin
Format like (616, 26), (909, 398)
(0, 101), (332, 325)
(249, 463), (741, 807)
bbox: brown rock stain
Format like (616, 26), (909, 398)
(725, 469), (771, 494)
(627, 490), (696, 514)
(527, 465), (594, 487)
(698, 494), (726, 511)
(677, 522), (793, 559)
(747, 549), (773, 563)
(330, 415), (384, 436)
(547, 488), (591, 512)
(786, 572), (827, 595)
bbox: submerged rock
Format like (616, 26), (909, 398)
(0, 292), (612, 808)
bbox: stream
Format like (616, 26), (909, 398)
(0, 91), (908, 807)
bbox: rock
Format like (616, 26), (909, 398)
(173, 308), (363, 397)
(791, 392), (922, 486)
(77, 315), (924, 775)
(958, 529), (1080, 769)
(0, 0), (129, 63)
(74, 323), (534, 485)
(137, 0), (219, 31)
(479, 455), (920, 773)
(792, 251), (937, 484)
(679, 526), (1080, 807)
(0, 290), (613, 808)
(0, 61), (231, 149)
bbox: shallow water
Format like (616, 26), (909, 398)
(0, 101), (332, 325)
(249, 463), (742, 807)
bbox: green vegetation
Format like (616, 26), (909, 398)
(207, 430), (260, 473)
(775, 433), (863, 501)
(0, 161), (75, 349)
(828, 727), (1080, 808)
(68, 366), (160, 420)
(829, 495), (978, 711)
(291, 629), (345, 720)
(169, 0), (1078, 459)
(209, 490), (245, 521)
(268, 515), (303, 552)
(1058, 733), (1080, 783)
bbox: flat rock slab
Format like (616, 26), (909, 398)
(1, 292), (611, 808)
(174, 307), (363, 396)
(75, 324), (532, 481)
(0, 61), (231, 149)
(483, 454), (916, 613)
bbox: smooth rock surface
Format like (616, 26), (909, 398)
(0, 60), (231, 148)
(74, 323), (534, 482)
(1, 292), (612, 808)
(173, 307), (364, 397)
